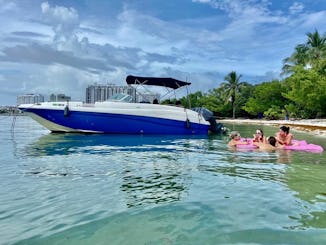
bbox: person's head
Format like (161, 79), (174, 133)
(279, 126), (290, 135)
(153, 98), (159, 104)
(267, 136), (277, 146)
(255, 129), (264, 137)
(230, 131), (241, 140)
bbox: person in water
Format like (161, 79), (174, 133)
(253, 136), (283, 150)
(253, 129), (266, 143)
(276, 126), (294, 145)
(228, 131), (249, 147)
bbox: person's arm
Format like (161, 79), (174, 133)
(262, 136), (267, 144)
(228, 140), (236, 146)
(276, 133), (285, 145)
(253, 142), (260, 147)
(253, 134), (257, 141)
(276, 144), (284, 149)
(285, 134), (293, 145)
(235, 140), (249, 145)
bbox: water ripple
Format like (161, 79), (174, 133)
(2, 117), (326, 244)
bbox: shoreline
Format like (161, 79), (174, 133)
(219, 118), (326, 137)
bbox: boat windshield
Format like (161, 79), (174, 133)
(107, 93), (133, 102)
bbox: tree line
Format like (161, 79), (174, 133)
(169, 30), (326, 119)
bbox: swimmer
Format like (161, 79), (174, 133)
(276, 126), (294, 145)
(253, 136), (283, 150)
(228, 131), (249, 147)
(253, 129), (267, 143)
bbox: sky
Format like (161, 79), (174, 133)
(0, 0), (325, 105)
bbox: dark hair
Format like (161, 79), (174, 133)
(268, 136), (277, 146)
(256, 129), (264, 136)
(153, 98), (159, 104)
(280, 126), (290, 134)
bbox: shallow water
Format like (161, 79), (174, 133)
(1, 116), (326, 244)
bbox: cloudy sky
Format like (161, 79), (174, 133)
(0, 0), (325, 105)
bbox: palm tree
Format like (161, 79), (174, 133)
(306, 30), (326, 61)
(282, 44), (309, 75)
(221, 71), (243, 119)
(282, 30), (326, 75)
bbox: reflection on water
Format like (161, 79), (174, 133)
(286, 159), (326, 201)
(19, 133), (208, 210)
(2, 117), (326, 244)
(277, 150), (292, 164)
(198, 161), (287, 183)
(22, 133), (210, 156)
(121, 169), (189, 207)
(15, 202), (326, 245)
(224, 123), (326, 230)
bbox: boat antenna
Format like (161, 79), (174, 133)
(185, 78), (191, 109)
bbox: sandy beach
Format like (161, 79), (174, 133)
(219, 118), (326, 137)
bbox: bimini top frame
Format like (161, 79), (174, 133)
(126, 75), (191, 106)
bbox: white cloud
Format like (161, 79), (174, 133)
(41, 1), (79, 50)
(301, 10), (326, 28)
(193, 0), (287, 24)
(0, 0), (325, 105)
(289, 2), (304, 15)
(41, 1), (78, 24)
(0, 0), (17, 13)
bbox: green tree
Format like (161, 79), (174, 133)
(163, 91), (205, 108)
(282, 30), (326, 75)
(200, 87), (232, 116)
(306, 30), (326, 62)
(283, 66), (326, 118)
(236, 82), (254, 118)
(282, 44), (309, 75)
(185, 91), (204, 108)
(221, 71), (243, 119)
(243, 80), (286, 118)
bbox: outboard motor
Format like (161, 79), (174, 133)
(192, 107), (227, 134)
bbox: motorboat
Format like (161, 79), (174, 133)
(18, 75), (223, 135)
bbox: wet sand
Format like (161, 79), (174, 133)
(220, 119), (326, 136)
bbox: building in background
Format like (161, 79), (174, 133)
(85, 83), (137, 103)
(137, 92), (160, 103)
(49, 93), (71, 102)
(86, 83), (161, 103)
(17, 94), (44, 105)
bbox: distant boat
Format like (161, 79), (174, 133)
(18, 75), (223, 135)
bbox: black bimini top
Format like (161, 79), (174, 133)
(126, 75), (191, 90)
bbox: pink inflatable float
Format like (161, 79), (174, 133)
(283, 140), (324, 152)
(236, 139), (324, 152)
(236, 139), (257, 150)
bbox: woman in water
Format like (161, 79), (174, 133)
(253, 129), (267, 143)
(228, 131), (249, 147)
(276, 126), (294, 145)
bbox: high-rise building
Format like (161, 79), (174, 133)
(49, 93), (71, 102)
(85, 84), (137, 103)
(17, 94), (44, 105)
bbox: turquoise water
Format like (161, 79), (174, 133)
(1, 116), (326, 245)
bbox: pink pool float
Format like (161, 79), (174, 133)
(283, 140), (324, 152)
(236, 139), (324, 152)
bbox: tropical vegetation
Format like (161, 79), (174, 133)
(174, 29), (326, 119)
